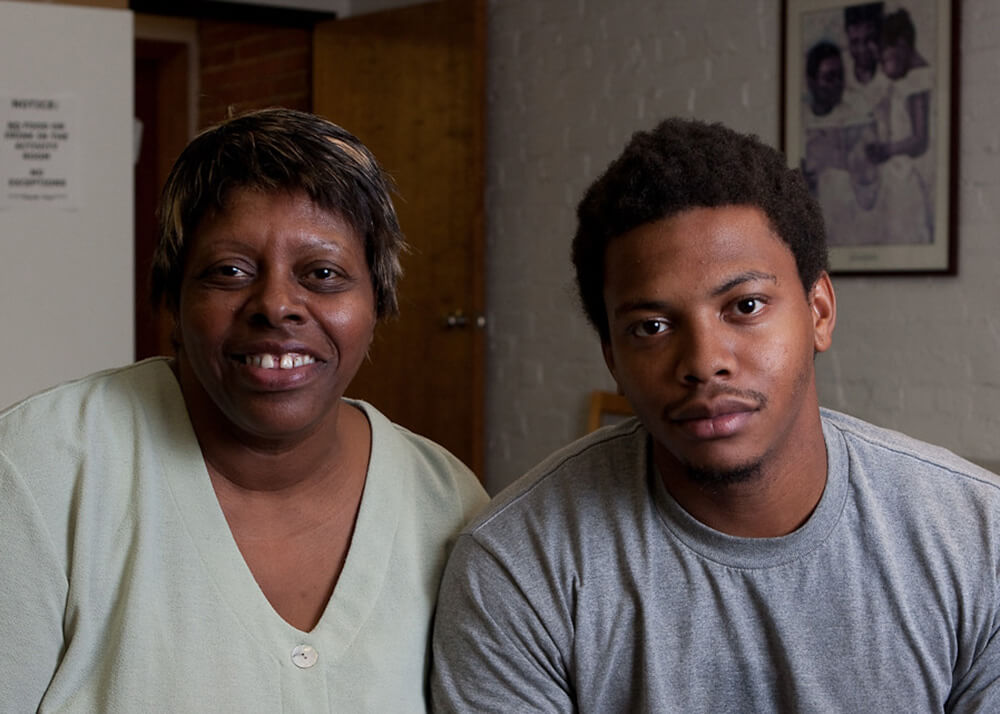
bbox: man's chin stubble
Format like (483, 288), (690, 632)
(684, 459), (764, 489)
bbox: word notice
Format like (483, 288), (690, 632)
(1, 95), (78, 208)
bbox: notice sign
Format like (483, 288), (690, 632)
(1, 94), (78, 208)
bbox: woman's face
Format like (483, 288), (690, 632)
(175, 188), (376, 444)
(881, 41), (912, 80)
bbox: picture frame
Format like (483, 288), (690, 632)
(782, 0), (958, 274)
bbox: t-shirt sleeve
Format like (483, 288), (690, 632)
(945, 541), (1000, 713)
(0, 449), (67, 709)
(946, 619), (1000, 712)
(430, 531), (574, 713)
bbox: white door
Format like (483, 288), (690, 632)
(0, 1), (133, 408)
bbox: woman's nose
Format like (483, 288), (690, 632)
(246, 272), (305, 326)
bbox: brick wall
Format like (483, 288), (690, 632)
(198, 20), (311, 128)
(484, 0), (1000, 492)
(484, 0), (781, 491)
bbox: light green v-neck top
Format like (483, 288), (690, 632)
(0, 358), (487, 712)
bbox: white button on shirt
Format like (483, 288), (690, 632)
(291, 644), (318, 669)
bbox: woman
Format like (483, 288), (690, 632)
(866, 7), (930, 165)
(0, 108), (487, 711)
(862, 7), (934, 245)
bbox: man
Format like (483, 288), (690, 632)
(431, 118), (1000, 711)
(844, 2), (885, 90)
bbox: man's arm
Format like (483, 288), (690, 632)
(947, 628), (1000, 712)
(944, 523), (1000, 713)
(430, 532), (574, 713)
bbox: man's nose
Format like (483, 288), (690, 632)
(674, 321), (733, 385)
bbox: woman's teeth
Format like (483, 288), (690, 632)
(244, 353), (316, 369)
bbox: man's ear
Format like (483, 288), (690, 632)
(809, 271), (836, 353)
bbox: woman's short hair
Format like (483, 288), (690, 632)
(572, 117), (829, 342)
(151, 107), (405, 319)
(806, 41), (842, 81)
(882, 8), (916, 49)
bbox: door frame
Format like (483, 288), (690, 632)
(133, 15), (198, 358)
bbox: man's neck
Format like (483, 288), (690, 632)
(854, 65), (876, 84)
(655, 425), (829, 538)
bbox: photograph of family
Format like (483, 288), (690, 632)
(785, 0), (954, 272)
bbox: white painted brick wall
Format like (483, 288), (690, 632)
(485, 0), (1000, 493)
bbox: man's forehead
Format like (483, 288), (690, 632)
(847, 20), (877, 36)
(606, 207), (794, 270)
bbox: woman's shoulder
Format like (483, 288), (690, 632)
(0, 358), (187, 567)
(898, 62), (933, 95)
(347, 398), (488, 516)
(0, 358), (175, 438)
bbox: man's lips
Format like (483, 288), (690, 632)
(669, 397), (763, 440)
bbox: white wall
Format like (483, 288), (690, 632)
(0, 1), (133, 409)
(484, 0), (1000, 492)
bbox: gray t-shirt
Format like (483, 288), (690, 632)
(432, 409), (1000, 712)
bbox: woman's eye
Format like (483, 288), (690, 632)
(305, 266), (342, 283)
(302, 265), (349, 291)
(734, 297), (765, 316)
(632, 319), (669, 337)
(200, 264), (249, 281)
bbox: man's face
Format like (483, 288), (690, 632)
(808, 55), (845, 114)
(846, 20), (881, 81)
(601, 205), (835, 485)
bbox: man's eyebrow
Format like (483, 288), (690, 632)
(612, 299), (671, 318)
(711, 271), (777, 297)
(610, 271), (779, 317)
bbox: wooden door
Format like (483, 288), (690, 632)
(134, 37), (191, 360)
(313, 0), (486, 475)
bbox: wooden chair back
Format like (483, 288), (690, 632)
(586, 390), (633, 433)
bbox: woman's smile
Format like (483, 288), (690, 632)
(174, 188), (377, 444)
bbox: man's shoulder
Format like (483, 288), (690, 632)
(821, 407), (1000, 488)
(466, 418), (648, 538)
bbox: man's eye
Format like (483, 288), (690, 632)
(633, 319), (669, 337)
(734, 297), (765, 315)
(311, 267), (335, 280)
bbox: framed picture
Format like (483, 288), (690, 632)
(782, 0), (958, 274)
